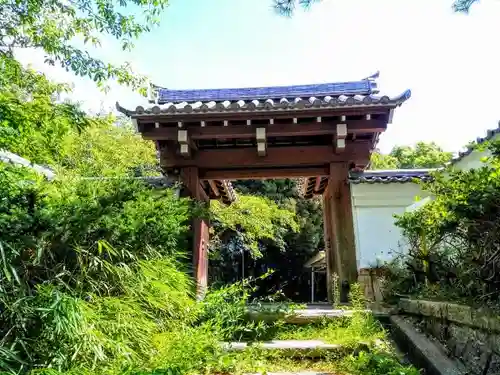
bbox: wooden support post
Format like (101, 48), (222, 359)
(180, 167), (210, 299)
(192, 217), (209, 299)
(322, 191), (336, 304)
(328, 163), (358, 303)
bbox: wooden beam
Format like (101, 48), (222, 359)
(207, 180), (220, 197)
(180, 166), (208, 201)
(142, 120), (387, 141)
(200, 166), (330, 180)
(161, 144), (368, 169)
(314, 176), (322, 192)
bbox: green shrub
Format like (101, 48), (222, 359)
(120, 259), (196, 327)
(0, 165), (194, 373)
(0, 285), (88, 372)
(393, 139), (500, 306)
(343, 350), (420, 375)
(0, 256), (197, 373)
(197, 274), (293, 342)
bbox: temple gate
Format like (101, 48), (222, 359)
(117, 72), (410, 301)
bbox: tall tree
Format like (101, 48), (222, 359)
(0, 56), (157, 175)
(274, 0), (479, 16)
(0, 0), (169, 91)
(369, 142), (452, 170)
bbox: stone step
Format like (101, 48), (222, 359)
(222, 339), (366, 358)
(225, 340), (341, 351)
(247, 308), (372, 324)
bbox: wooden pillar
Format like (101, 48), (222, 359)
(181, 167), (210, 299)
(192, 217), (209, 298)
(322, 192), (335, 303)
(328, 163), (358, 302)
(336, 172), (357, 284)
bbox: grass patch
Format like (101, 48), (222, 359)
(274, 314), (385, 346)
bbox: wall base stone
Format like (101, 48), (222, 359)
(399, 299), (500, 375)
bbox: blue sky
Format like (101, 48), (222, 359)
(16, 0), (500, 153)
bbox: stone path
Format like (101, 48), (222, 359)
(225, 340), (341, 351)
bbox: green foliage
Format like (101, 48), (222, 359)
(58, 118), (158, 177)
(272, 0), (322, 17)
(215, 179), (324, 301)
(275, 313), (384, 347)
(0, 176), (193, 372)
(369, 151), (399, 170)
(0, 56), (157, 174)
(0, 255), (195, 373)
(389, 142), (452, 169)
(370, 142), (452, 170)
(0, 56), (88, 166)
(343, 350), (420, 375)
(211, 195), (299, 258)
(389, 140), (500, 306)
(197, 274), (295, 342)
(0, 0), (169, 91)
(0, 171), (190, 290)
(0, 61), (195, 373)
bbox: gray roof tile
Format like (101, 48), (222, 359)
(155, 80), (376, 103)
(349, 169), (434, 184)
(117, 90), (410, 117)
(449, 123), (500, 165)
(117, 72), (411, 116)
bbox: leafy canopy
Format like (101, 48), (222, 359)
(211, 195), (299, 258)
(0, 55), (157, 176)
(0, 0), (169, 91)
(369, 142), (452, 170)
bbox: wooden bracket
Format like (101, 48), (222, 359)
(177, 129), (197, 158)
(207, 180), (220, 197)
(335, 123), (347, 153)
(178, 129), (190, 157)
(256, 127), (267, 157)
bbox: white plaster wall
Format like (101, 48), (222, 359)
(451, 132), (498, 170)
(452, 148), (492, 170)
(351, 183), (428, 269)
